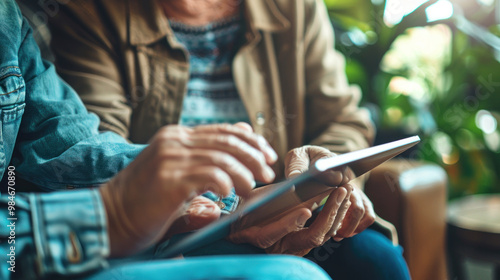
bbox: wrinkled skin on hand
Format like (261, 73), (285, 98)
(229, 145), (375, 256)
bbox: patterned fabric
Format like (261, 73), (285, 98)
(170, 16), (248, 214)
(170, 15), (250, 127)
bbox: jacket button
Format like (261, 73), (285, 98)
(216, 201), (226, 209)
(256, 112), (265, 125)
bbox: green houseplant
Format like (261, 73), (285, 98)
(324, 0), (500, 198)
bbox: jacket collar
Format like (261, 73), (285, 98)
(128, 0), (290, 46)
(128, 0), (172, 46)
(245, 0), (290, 32)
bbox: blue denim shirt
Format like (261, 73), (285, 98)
(0, 1), (239, 212)
(0, 1), (144, 279)
(0, 188), (109, 280)
(0, 1), (145, 190)
(0, 2), (239, 279)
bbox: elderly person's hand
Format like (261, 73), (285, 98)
(163, 196), (222, 240)
(228, 145), (376, 255)
(99, 123), (277, 257)
(286, 146), (376, 241)
(229, 184), (352, 256)
(333, 182), (376, 241)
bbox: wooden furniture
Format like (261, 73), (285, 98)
(447, 194), (500, 280)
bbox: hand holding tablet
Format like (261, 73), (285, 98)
(158, 136), (420, 258)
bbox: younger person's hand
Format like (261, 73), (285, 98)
(100, 123), (277, 257)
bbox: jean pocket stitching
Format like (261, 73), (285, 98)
(2, 103), (26, 123)
(0, 84), (23, 96)
(0, 66), (21, 78)
(0, 66), (25, 106)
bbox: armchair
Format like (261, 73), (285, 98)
(366, 159), (448, 280)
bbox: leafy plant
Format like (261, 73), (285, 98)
(325, 0), (500, 198)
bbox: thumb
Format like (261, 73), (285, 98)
(165, 196), (221, 238)
(185, 196), (221, 228)
(285, 147), (310, 178)
(287, 146), (345, 186)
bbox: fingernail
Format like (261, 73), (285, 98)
(288, 170), (301, 179)
(336, 191), (346, 204)
(251, 180), (257, 189)
(297, 214), (309, 226)
(344, 173), (351, 182)
(191, 204), (215, 216)
(332, 231), (337, 237)
(265, 167), (275, 181)
(258, 136), (278, 162)
(267, 147), (278, 162)
(333, 237), (344, 242)
(190, 205), (207, 215)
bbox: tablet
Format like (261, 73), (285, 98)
(160, 136), (420, 258)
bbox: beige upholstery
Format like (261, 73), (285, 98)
(365, 159), (448, 280)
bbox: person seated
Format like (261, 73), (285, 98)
(47, 0), (411, 279)
(0, 1), (344, 279)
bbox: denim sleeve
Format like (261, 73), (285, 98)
(9, 5), (145, 190)
(0, 189), (109, 280)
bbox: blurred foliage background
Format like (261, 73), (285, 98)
(324, 0), (500, 198)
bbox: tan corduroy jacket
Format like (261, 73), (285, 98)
(49, 0), (375, 175)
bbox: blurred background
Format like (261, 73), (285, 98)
(324, 0), (500, 200)
(14, 0), (499, 278)
(323, 1), (500, 278)
(325, 0), (500, 279)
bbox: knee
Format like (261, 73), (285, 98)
(338, 229), (410, 280)
(307, 229), (410, 280)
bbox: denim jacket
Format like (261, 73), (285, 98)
(0, 189), (108, 280)
(0, 1), (145, 191)
(0, 2), (242, 278)
(0, 0), (237, 212)
(0, 1), (145, 279)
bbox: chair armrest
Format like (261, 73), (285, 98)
(364, 159), (448, 280)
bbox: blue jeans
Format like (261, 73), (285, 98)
(86, 256), (331, 280)
(305, 229), (411, 280)
(157, 229), (410, 280)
